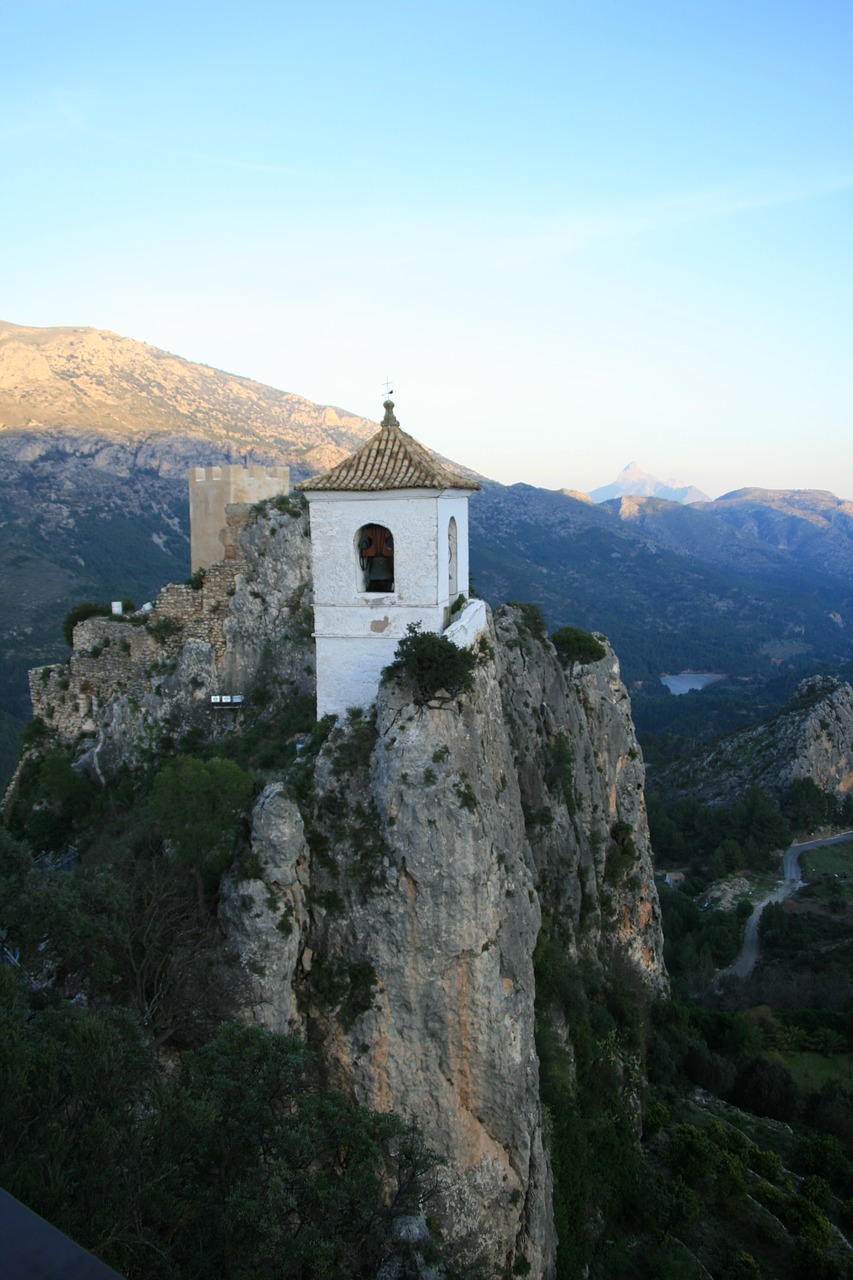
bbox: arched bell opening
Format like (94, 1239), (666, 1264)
(356, 523), (395, 593)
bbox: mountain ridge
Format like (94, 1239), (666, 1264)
(2, 320), (853, 784)
(589, 460), (710, 505)
(0, 319), (377, 471)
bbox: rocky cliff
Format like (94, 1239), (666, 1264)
(21, 494), (665, 1276)
(657, 674), (853, 806)
(23, 494), (315, 781)
(217, 621), (664, 1273)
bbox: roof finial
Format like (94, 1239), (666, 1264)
(381, 399), (400, 429)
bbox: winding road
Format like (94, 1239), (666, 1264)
(729, 830), (853, 980)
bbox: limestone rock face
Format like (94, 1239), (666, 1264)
(218, 784), (310, 1036)
(217, 498), (315, 697)
(790, 679), (853, 795)
(295, 658), (553, 1277)
(232, 605), (665, 1277)
(495, 608), (665, 986)
(385, 683), (537, 1263)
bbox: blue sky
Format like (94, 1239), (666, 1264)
(3, 0), (851, 499)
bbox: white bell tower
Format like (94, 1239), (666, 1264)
(297, 401), (481, 719)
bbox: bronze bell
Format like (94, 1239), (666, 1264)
(368, 554), (393, 590)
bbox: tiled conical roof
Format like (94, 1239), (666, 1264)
(295, 401), (481, 492)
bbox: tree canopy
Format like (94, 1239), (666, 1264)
(151, 755), (253, 875)
(0, 977), (439, 1280)
(150, 755), (254, 914)
(551, 626), (607, 675)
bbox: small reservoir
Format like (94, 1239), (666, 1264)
(660, 672), (725, 695)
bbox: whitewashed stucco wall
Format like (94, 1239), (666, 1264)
(304, 488), (475, 718)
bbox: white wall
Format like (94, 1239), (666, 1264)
(305, 487), (476, 719)
(315, 636), (399, 719)
(443, 598), (489, 650)
(316, 602), (487, 719)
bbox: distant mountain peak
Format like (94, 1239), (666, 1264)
(589, 462), (709, 506)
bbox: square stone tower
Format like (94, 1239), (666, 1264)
(296, 401), (481, 719)
(188, 463), (291, 572)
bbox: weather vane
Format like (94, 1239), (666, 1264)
(382, 376), (394, 398)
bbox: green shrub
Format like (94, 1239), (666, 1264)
(62, 601), (111, 645)
(754, 1179), (787, 1217)
(551, 625), (607, 675)
(147, 616), (183, 642)
(749, 1146), (783, 1181)
(545, 731), (577, 814)
(453, 779), (478, 813)
(523, 803), (554, 830)
(330, 709), (378, 774)
(799, 1174), (832, 1213)
(271, 492), (305, 517)
(150, 755), (254, 912)
(0, 991), (441, 1280)
(309, 956), (377, 1029)
(8, 748), (96, 852)
(721, 1252), (761, 1280)
(384, 623), (476, 705)
(18, 717), (49, 751)
(239, 851), (264, 881)
(668, 1124), (716, 1187)
(605, 820), (637, 885)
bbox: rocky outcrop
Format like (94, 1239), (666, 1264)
(659, 675), (853, 804)
(218, 784), (310, 1036)
(495, 608), (665, 986)
(217, 599), (665, 1276)
(26, 495), (315, 775)
(311, 663), (550, 1276)
(25, 493), (666, 1278)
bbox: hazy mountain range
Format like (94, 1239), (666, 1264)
(2, 319), (852, 778)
